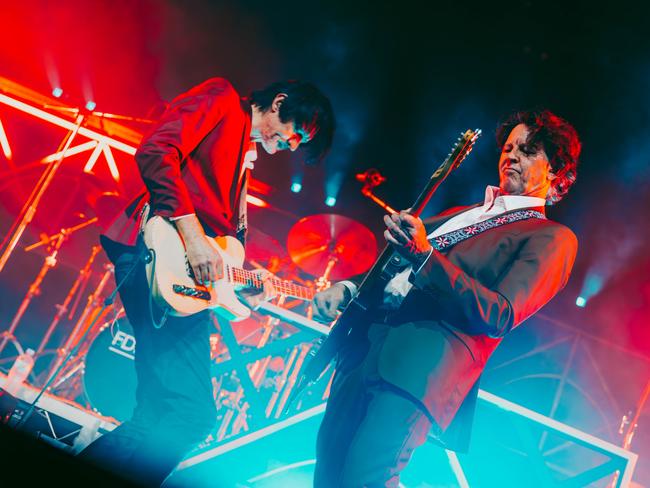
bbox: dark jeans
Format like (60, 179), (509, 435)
(78, 247), (217, 486)
(314, 350), (433, 488)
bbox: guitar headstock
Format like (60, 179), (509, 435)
(412, 128), (483, 216)
(446, 128), (482, 170)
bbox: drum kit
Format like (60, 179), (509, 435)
(1, 188), (379, 426)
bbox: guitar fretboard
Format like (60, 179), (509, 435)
(225, 265), (314, 301)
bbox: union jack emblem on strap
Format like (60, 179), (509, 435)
(430, 209), (546, 252)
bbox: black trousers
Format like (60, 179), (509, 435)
(314, 337), (434, 488)
(78, 247), (217, 486)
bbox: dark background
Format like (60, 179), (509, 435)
(0, 0), (648, 484)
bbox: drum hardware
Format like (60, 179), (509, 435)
(0, 217), (104, 359)
(35, 245), (102, 358)
(44, 304), (123, 410)
(43, 264), (116, 388)
(0, 228), (69, 357)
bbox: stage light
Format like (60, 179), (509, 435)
(0, 119), (12, 160)
(85, 100), (96, 111)
(575, 272), (604, 309)
(246, 195), (268, 208)
(291, 182), (302, 193)
(325, 196), (336, 207)
(51, 87), (63, 98)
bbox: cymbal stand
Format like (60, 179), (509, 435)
(45, 263), (115, 389)
(0, 230), (68, 356)
(316, 256), (337, 291)
(0, 112), (85, 273)
(36, 245), (102, 358)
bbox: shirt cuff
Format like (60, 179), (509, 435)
(168, 213), (196, 221)
(338, 280), (358, 298)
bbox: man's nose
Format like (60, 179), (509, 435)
(506, 153), (519, 164)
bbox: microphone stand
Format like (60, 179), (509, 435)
(356, 168), (397, 214)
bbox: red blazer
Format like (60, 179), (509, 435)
(365, 205), (578, 451)
(101, 78), (251, 261)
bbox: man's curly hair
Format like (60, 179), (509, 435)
(496, 110), (581, 204)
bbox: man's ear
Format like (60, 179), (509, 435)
(271, 93), (288, 112)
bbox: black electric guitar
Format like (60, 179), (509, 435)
(295, 129), (482, 392)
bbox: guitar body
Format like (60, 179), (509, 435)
(143, 216), (252, 321)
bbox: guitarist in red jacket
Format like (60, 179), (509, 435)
(311, 110), (580, 487)
(78, 78), (334, 486)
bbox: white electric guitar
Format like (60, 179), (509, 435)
(143, 216), (314, 320)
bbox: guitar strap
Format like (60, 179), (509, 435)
(235, 168), (249, 247)
(430, 208), (546, 252)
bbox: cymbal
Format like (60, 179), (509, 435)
(287, 213), (377, 280)
(245, 227), (290, 274)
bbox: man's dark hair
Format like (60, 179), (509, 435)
(496, 110), (581, 204)
(250, 80), (335, 164)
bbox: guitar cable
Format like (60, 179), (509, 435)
(144, 247), (170, 329)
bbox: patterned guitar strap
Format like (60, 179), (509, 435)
(430, 209), (546, 252)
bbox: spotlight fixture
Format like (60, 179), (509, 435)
(575, 296), (586, 308)
(51, 87), (63, 98)
(291, 182), (302, 193)
(325, 196), (336, 207)
(85, 100), (96, 111)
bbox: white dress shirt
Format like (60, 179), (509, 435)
(342, 186), (546, 309)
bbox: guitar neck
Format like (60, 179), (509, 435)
(350, 129), (481, 295)
(225, 265), (314, 301)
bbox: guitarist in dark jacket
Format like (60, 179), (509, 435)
(311, 110), (580, 487)
(78, 78), (334, 486)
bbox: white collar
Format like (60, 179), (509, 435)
(482, 185), (546, 212)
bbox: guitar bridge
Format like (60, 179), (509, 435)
(172, 284), (211, 301)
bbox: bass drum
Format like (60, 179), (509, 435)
(83, 315), (137, 422)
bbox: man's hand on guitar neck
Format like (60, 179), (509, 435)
(384, 210), (433, 270)
(312, 282), (351, 323)
(174, 214), (223, 287)
(237, 269), (277, 311)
